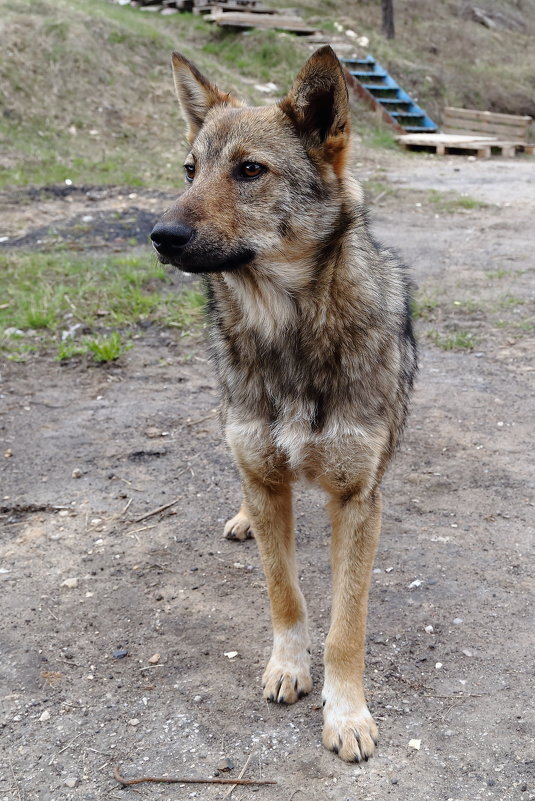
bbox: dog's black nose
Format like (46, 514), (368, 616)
(151, 222), (193, 256)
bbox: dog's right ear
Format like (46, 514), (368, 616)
(171, 52), (241, 142)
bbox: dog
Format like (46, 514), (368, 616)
(151, 45), (417, 762)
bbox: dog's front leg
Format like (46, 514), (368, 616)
(235, 460), (312, 704)
(322, 484), (381, 762)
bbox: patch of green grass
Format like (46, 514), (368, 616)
(201, 29), (307, 89)
(362, 178), (397, 201)
(452, 298), (482, 314)
(427, 190), (488, 213)
(429, 328), (476, 351)
(486, 268), (511, 279)
(0, 249), (205, 359)
(56, 340), (88, 361)
(86, 332), (129, 363)
(496, 294), (525, 310)
(411, 295), (439, 320)
(162, 287), (206, 328)
(363, 124), (398, 151)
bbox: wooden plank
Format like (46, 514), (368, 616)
(443, 106), (531, 142)
(207, 10), (316, 33)
(195, 0), (276, 12)
(444, 115), (529, 134)
(442, 123), (528, 140)
(444, 106), (531, 124)
(396, 134), (497, 145)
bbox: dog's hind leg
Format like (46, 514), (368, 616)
(321, 482), (381, 762)
(233, 460), (312, 704)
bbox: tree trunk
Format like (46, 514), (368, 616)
(381, 0), (395, 39)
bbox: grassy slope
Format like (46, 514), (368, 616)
(0, 0), (310, 188)
(1, 0), (534, 189)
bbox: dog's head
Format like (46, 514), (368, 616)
(151, 46), (351, 279)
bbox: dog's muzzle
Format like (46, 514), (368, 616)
(150, 222), (193, 261)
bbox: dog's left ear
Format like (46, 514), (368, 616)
(280, 46), (350, 169)
(171, 52), (242, 142)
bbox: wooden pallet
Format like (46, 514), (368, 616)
(396, 133), (535, 158)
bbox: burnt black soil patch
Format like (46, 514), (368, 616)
(1, 207), (160, 250)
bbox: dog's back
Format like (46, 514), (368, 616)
(151, 46), (417, 763)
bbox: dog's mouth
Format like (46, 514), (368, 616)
(151, 223), (255, 274)
(158, 247), (256, 275)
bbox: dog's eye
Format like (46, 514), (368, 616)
(184, 163), (195, 183)
(239, 162), (266, 180)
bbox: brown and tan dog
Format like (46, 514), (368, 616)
(151, 46), (417, 762)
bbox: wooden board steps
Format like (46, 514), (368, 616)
(341, 55), (438, 134)
(205, 9), (317, 33)
(194, 0), (276, 14)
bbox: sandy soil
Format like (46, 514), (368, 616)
(1, 153), (534, 801)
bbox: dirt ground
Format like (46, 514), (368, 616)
(1, 152), (534, 801)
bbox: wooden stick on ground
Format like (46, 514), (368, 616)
(223, 751), (255, 799)
(132, 498), (180, 524)
(113, 765), (276, 787)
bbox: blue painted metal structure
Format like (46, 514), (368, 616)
(341, 55), (437, 133)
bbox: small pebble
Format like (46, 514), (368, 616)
(129, 718), (140, 726)
(462, 648), (473, 657)
(148, 653), (160, 665)
(435, 662), (443, 669)
(144, 427), (162, 438)
(62, 578), (78, 589)
(64, 777), (78, 788)
(224, 651), (238, 659)
(453, 617), (463, 625)
(155, 593), (164, 601)
(217, 757), (234, 772)
(39, 710), (50, 722)
(424, 625), (434, 633)
(72, 468), (82, 478)
(408, 738), (421, 750)
(113, 648), (128, 659)
(194, 695), (202, 703)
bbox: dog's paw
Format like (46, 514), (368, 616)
(262, 654), (313, 704)
(322, 703), (378, 762)
(223, 511), (254, 541)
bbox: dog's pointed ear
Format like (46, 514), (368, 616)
(171, 52), (242, 142)
(279, 46), (350, 167)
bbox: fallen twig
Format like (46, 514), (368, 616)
(49, 732), (84, 764)
(8, 756), (23, 801)
(113, 765), (276, 787)
(223, 751), (254, 799)
(124, 524), (157, 537)
(182, 409), (219, 428)
(133, 498), (180, 524)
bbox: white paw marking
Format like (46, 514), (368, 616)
(322, 685), (378, 762)
(223, 511), (253, 541)
(262, 624), (312, 704)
